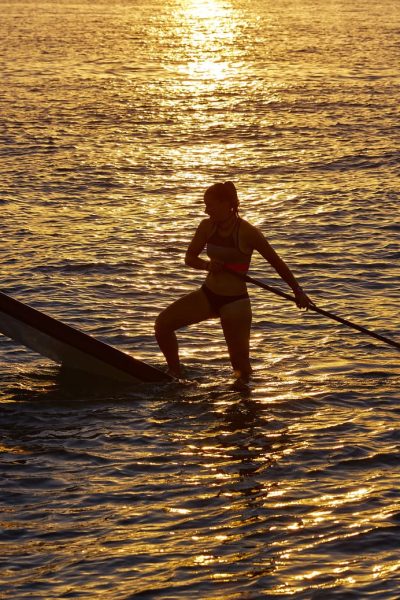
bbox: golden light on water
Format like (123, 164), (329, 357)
(178, 0), (240, 83)
(184, 0), (229, 19)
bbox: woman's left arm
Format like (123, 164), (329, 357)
(249, 226), (312, 309)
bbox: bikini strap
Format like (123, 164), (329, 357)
(207, 221), (217, 243)
(235, 217), (241, 251)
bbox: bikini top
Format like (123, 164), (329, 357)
(206, 218), (252, 273)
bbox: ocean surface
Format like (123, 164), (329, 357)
(1, 0), (400, 597)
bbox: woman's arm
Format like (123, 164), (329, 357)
(185, 219), (212, 271)
(249, 226), (312, 308)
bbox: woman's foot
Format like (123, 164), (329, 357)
(167, 366), (184, 380)
(232, 369), (252, 393)
(233, 369), (252, 383)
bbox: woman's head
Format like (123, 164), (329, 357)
(204, 181), (239, 222)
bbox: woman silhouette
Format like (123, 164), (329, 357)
(155, 182), (311, 380)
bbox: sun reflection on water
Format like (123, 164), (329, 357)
(177, 0), (241, 83)
(184, 0), (231, 20)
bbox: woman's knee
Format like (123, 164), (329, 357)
(154, 311), (173, 336)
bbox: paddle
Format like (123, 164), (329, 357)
(226, 269), (400, 352)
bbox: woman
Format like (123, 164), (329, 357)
(155, 182), (312, 380)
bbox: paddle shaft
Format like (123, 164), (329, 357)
(228, 270), (400, 352)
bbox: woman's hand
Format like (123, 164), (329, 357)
(293, 287), (314, 310)
(207, 259), (224, 274)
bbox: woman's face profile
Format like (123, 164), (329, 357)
(204, 195), (232, 222)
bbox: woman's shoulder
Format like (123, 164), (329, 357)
(192, 218), (215, 241)
(238, 218), (269, 250)
(238, 218), (262, 238)
(197, 218), (214, 234)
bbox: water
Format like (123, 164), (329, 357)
(1, 0), (400, 597)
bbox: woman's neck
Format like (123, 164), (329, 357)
(217, 213), (237, 232)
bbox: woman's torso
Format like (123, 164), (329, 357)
(205, 218), (253, 295)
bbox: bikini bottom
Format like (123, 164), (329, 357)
(201, 284), (249, 316)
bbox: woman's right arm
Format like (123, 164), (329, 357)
(185, 219), (212, 271)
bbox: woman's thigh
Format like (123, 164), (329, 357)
(156, 289), (216, 331)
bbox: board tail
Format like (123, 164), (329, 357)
(0, 291), (172, 384)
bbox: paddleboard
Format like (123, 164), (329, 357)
(0, 291), (172, 384)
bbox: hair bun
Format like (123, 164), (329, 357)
(223, 181), (236, 195)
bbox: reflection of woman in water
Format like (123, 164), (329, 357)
(155, 181), (312, 380)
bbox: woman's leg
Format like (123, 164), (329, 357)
(219, 298), (252, 379)
(155, 289), (215, 377)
